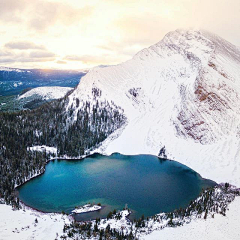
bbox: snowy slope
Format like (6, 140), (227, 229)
(0, 204), (71, 240)
(69, 29), (240, 186)
(144, 197), (240, 240)
(19, 86), (73, 100)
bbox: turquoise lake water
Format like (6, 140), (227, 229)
(17, 153), (216, 220)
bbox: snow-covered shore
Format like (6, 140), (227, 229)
(1, 159), (240, 240)
(8, 146), (238, 239)
(60, 185), (240, 240)
(0, 203), (71, 240)
(144, 197), (240, 240)
(72, 204), (102, 214)
(1, 197), (239, 240)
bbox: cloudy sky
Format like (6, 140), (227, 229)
(0, 0), (239, 69)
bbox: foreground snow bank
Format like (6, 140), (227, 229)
(144, 197), (240, 240)
(0, 204), (70, 240)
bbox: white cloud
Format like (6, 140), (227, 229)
(5, 41), (46, 50)
(29, 51), (56, 58)
(0, 0), (239, 69)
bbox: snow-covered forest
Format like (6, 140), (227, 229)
(0, 92), (126, 205)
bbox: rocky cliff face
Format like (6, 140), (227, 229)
(68, 29), (240, 185)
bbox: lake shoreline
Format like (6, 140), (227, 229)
(17, 153), (216, 221)
(15, 148), (209, 193)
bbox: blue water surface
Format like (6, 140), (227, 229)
(18, 153), (215, 220)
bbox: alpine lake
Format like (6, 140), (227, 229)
(17, 153), (216, 221)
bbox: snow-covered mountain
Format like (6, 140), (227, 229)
(19, 86), (73, 101)
(68, 29), (240, 186)
(0, 66), (27, 72)
(0, 86), (73, 111)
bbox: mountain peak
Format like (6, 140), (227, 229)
(70, 28), (240, 186)
(133, 28), (214, 65)
(133, 28), (240, 66)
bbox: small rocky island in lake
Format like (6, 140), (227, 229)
(72, 204), (102, 214)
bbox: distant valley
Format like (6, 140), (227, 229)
(0, 67), (86, 111)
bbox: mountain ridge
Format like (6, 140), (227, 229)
(68, 29), (240, 186)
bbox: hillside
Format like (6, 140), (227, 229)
(69, 29), (240, 186)
(0, 86), (73, 111)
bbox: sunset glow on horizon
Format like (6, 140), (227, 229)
(0, 0), (239, 70)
